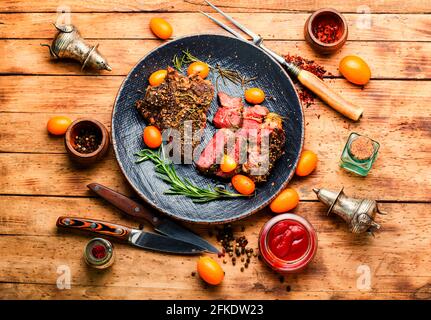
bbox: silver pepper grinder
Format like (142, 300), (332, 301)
(313, 187), (385, 234)
(41, 23), (112, 71)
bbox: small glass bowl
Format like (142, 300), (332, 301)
(340, 132), (380, 176)
(84, 238), (115, 269)
(258, 214), (318, 274)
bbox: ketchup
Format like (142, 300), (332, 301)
(259, 214), (318, 274)
(268, 220), (309, 261)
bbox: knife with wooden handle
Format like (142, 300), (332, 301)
(87, 183), (220, 254)
(56, 216), (204, 255)
(87, 183), (162, 226)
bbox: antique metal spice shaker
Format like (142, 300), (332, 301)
(313, 187), (385, 234)
(41, 23), (112, 71)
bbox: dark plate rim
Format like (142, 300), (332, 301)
(111, 33), (305, 224)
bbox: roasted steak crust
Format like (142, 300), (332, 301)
(136, 67), (214, 153)
(241, 113), (285, 182)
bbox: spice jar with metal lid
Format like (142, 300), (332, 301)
(84, 238), (115, 269)
(340, 132), (380, 176)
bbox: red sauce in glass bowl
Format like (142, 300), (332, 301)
(259, 214), (317, 273)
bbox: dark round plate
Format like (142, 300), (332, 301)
(112, 34), (304, 224)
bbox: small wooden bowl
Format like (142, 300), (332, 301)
(304, 8), (348, 54)
(65, 118), (110, 166)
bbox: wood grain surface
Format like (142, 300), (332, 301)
(0, 0), (430, 300)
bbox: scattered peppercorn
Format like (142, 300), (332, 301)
(73, 127), (101, 154)
(279, 276), (285, 283)
(191, 271), (196, 277)
(212, 224), (259, 273)
(286, 285), (291, 292)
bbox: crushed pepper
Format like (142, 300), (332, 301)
(74, 127), (101, 154)
(313, 21), (340, 43)
(284, 54), (329, 108)
(91, 245), (106, 259)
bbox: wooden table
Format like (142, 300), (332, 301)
(1, 0), (430, 300)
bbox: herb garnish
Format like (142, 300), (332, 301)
(214, 64), (257, 87)
(172, 49), (202, 72)
(134, 148), (249, 203)
(171, 50), (256, 88)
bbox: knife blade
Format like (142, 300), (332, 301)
(87, 183), (220, 254)
(56, 216), (204, 255)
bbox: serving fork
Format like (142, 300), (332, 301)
(200, 0), (364, 121)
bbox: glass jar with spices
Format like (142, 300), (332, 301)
(84, 238), (115, 269)
(340, 132), (380, 176)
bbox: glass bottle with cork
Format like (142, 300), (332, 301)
(340, 132), (380, 176)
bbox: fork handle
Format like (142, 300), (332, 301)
(297, 70), (364, 121)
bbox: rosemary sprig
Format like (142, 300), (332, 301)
(215, 64), (257, 88)
(172, 49), (207, 72)
(134, 148), (249, 203)
(171, 49), (257, 87)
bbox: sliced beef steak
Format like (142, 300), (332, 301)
(136, 67), (214, 158)
(195, 128), (236, 174)
(241, 113), (285, 182)
(242, 105), (269, 129)
(213, 92), (243, 129)
(196, 92), (286, 182)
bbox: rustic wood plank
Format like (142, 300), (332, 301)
(1, 0), (430, 301)
(2, 13), (430, 42)
(2, 283), (427, 300)
(0, 197), (430, 299)
(0, 152), (133, 196)
(1, 126), (430, 201)
(1, 77), (430, 115)
(1, 0), (430, 13)
(1, 81), (430, 163)
(1, 77), (429, 201)
(1, 39), (430, 79)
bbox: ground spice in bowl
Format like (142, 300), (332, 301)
(73, 127), (102, 154)
(349, 135), (375, 160)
